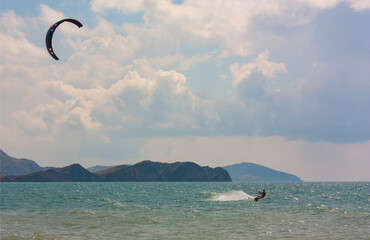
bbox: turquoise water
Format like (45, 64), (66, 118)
(0, 182), (369, 239)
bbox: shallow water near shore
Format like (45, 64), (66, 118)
(1, 182), (369, 239)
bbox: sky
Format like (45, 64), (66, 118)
(1, 0), (369, 181)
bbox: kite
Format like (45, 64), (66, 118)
(45, 18), (83, 60)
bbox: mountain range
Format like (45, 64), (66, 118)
(96, 161), (230, 182)
(1, 164), (100, 182)
(0, 150), (46, 175)
(0, 150), (301, 182)
(0, 150), (231, 182)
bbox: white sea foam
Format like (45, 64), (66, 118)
(103, 198), (123, 207)
(210, 190), (254, 201)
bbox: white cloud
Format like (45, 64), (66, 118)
(14, 111), (48, 132)
(90, 0), (259, 56)
(133, 53), (212, 73)
(230, 49), (287, 86)
(0, 35), (47, 64)
(63, 100), (103, 130)
(12, 67), (216, 141)
(303, 0), (342, 9)
(1, 3), (368, 143)
(68, 34), (140, 66)
(0, 11), (47, 64)
(346, 0), (370, 11)
(35, 4), (81, 36)
(38, 4), (66, 24)
(91, 0), (148, 13)
(90, 0), (366, 58)
(1, 1), (369, 180)
(0, 10), (25, 38)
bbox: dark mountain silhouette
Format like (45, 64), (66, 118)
(0, 150), (45, 175)
(1, 150), (300, 182)
(0, 164), (100, 182)
(96, 160), (231, 182)
(223, 162), (302, 182)
(0, 151), (231, 182)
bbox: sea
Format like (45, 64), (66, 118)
(0, 182), (368, 239)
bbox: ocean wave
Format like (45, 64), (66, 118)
(210, 190), (254, 201)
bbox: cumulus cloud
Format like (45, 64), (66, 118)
(14, 110), (48, 133)
(2, 2), (368, 143)
(89, 0), (260, 56)
(230, 49), (287, 86)
(0, 35), (47, 64)
(12, 67), (217, 142)
(0, 11), (47, 64)
(226, 59), (370, 142)
(34, 4), (86, 37)
(1, 1), (369, 173)
(91, 0), (148, 13)
(346, 0), (370, 11)
(38, 4), (66, 24)
(0, 10), (25, 38)
(69, 34), (140, 65)
(130, 53), (212, 79)
(90, 0), (369, 58)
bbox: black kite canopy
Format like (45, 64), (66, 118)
(45, 18), (83, 60)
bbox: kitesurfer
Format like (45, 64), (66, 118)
(256, 189), (266, 200)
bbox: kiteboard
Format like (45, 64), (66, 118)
(254, 197), (259, 202)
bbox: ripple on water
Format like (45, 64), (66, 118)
(0, 182), (368, 239)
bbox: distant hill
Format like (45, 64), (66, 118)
(87, 165), (113, 173)
(0, 150), (45, 175)
(2, 150), (297, 182)
(0, 164), (100, 182)
(223, 163), (302, 182)
(96, 160), (232, 182)
(0, 151), (231, 182)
